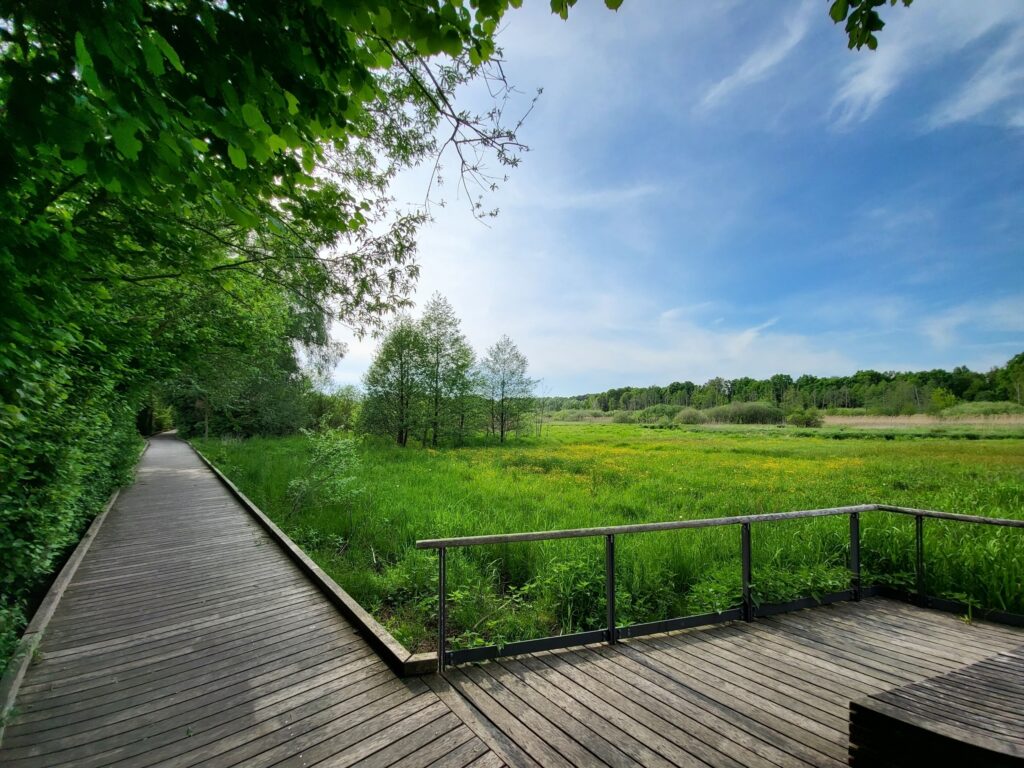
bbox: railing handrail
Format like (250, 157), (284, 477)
(415, 503), (1024, 550)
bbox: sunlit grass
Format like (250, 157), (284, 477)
(194, 423), (1024, 651)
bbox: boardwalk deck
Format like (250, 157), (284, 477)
(0, 435), (500, 768)
(443, 600), (1022, 768)
(1, 434), (1021, 767)
(849, 644), (1024, 765)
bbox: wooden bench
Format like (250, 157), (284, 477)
(849, 645), (1024, 766)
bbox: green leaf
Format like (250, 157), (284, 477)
(141, 35), (165, 76)
(604, 0), (624, 9)
(190, 137), (209, 153)
(829, 0), (849, 23)
(284, 91), (300, 116)
(241, 103), (268, 132)
(74, 31), (93, 69)
(227, 144), (247, 169)
(151, 31), (185, 74)
(74, 32), (102, 92)
(267, 134), (288, 153)
(111, 121), (143, 160)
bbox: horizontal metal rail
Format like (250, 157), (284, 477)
(420, 503), (1024, 671)
(416, 503), (1024, 550)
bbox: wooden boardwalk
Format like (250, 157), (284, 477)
(441, 600), (1022, 767)
(2, 434), (1021, 767)
(0, 435), (500, 768)
(850, 643), (1024, 764)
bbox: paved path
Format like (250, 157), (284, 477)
(0, 435), (500, 768)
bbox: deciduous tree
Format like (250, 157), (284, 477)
(419, 294), (476, 447)
(361, 317), (427, 446)
(481, 335), (534, 443)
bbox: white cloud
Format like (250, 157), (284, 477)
(326, 3), (1024, 394)
(831, 1), (1024, 129)
(920, 295), (1024, 349)
(928, 30), (1024, 129)
(698, 0), (814, 113)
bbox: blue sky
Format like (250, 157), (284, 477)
(332, 0), (1024, 396)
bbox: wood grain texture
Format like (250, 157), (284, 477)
(0, 435), (500, 768)
(448, 599), (1023, 768)
(850, 645), (1024, 766)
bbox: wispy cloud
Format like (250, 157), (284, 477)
(328, 2), (1024, 394)
(520, 182), (662, 211)
(831, 1), (1024, 129)
(921, 295), (1024, 349)
(927, 30), (1024, 130)
(697, 1), (814, 113)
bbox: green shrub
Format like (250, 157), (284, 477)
(548, 409), (604, 422)
(611, 410), (636, 423)
(787, 408), (823, 427)
(942, 401), (1024, 417)
(636, 404), (682, 423)
(704, 401), (785, 424)
(286, 429), (363, 530)
(673, 408), (706, 425)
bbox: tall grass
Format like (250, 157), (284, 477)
(194, 423), (1024, 651)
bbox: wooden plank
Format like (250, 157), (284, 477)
(444, 667), (574, 768)
(395, 732), (491, 768)
(462, 662), (616, 768)
(850, 647), (1024, 763)
(491, 656), (672, 768)
(0, 435), (483, 768)
(65, 665), (395, 768)
(633, 633), (848, 731)
(571, 646), (785, 768)
(380, 723), (479, 768)
(518, 650), (725, 767)
(603, 642), (847, 765)
(424, 668), (539, 768)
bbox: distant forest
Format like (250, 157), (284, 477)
(538, 353), (1024, 417)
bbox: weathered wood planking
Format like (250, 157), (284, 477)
(3, 431), (1022, 767)
(447, 599), (1023, 768)
(0, 435), (502, 768)
(850, 645), (1024, 766)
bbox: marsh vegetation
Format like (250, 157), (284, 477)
(196, 422), (1024, 652)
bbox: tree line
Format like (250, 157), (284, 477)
(360, 295), (534, 445)
(539, 353), (1024, 417)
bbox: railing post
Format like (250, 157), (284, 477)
(605, 534), (616, 644)
(915, 514), (926, 606)
(741, 523), (752, 621)
(438, 546), (447, 673)
(850, 511), (861, 601)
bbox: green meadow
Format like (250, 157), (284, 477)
(194, 423), (1024, 652)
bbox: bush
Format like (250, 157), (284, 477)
(787, 408), (823, 428)
(636, 404), (682, 424)
(673, 408), (706, 425)
(704, 401), (785, 425)
(286, 429), (364, 530)
(548, 409), (604, 422)
(941, 401), (1024, 418)
(611, 411), (636, 423)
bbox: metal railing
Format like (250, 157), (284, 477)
(416, 503), (1024, 671)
